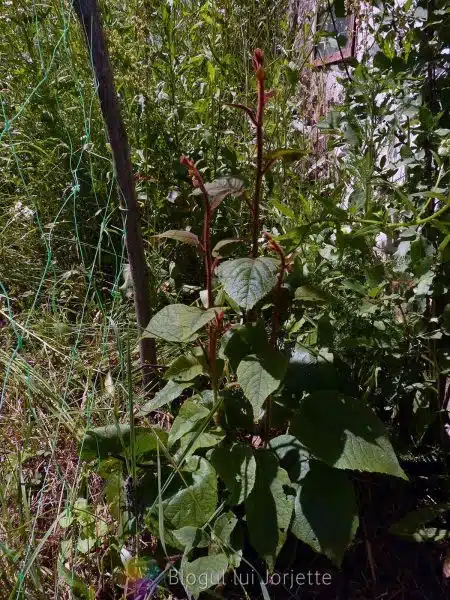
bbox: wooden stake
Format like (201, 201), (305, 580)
(72, 0), (156, 388)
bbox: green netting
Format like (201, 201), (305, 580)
(0, 2), (134, 595)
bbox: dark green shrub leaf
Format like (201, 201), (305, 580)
(245, 450), (295, 570)
(210, 442), (256, 505)
(283, 347), (337, 396)
(220, 321), (269, 372)
(291, 391), (407, 478)
(180, 553), (229, 598)
(165, 351), (206, 382)
(269, 435), (310, 483)
(212, 512), (238, 546)
(164, 456), (218, 529)
(177, 428), (225, 459)
(237, 351), (288, 420)
(216, 388), (254, 431)
(291, 462), (359, 566)
(217, 257), (279, 311)
(168, 400), (210, 447)
(171, 526), (209, 552)
(210, 512), (242, 567)
(137, 380), (191, 415)
(80, 425), (168, 461)
(144, 305), (223, 342)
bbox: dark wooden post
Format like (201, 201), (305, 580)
(72, 0), (156, 387)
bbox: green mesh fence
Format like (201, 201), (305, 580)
(0, 2), (134, 596)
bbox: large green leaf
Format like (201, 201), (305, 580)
(237, 351), (287, 420)
(220, 321), (269, 372)
(291, 391), (407, 479)
(210, 442), (256, 505)
(291, 462), (359, 566)
(80, 425), (168, 461)
(216, 257), (279, 311)
(245, 450), (295, 569)
(144, 305), (222, 343)
(211, 512), (243, 568)
(170, 526), (209, 552)
(164, 456), (218, 529)
(269, 435), (310, 483)
(137, 380), (191, 416)
(180, 553), (229, 598)
(283, 347), (337, 396)
(177, 426), (225, 460)
(168, 400), (210, 447)
(165, 351), (206, 382)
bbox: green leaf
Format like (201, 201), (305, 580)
(220, 321), (269, 372)
(212, 238), (245, 258)
(171, 526), (209, 552)
(177, 428), (225, 459)
(80, 425), (168, 461)
(236, 351), (288, 420)
(165, 351), (206, 382)
(216, 388), (254, 432)
(216, 257), (279, 311)
(389, 504), (450, 542)
(77, 536), (96, 554)
(245, 450), (295, 570)
(164, 456), (218, 529)
(168, 400), (210, 447)
(180, 553), (229, 598)
(137, 380), (191, 415)
(192, 177), (245, 210)
(269, 435), (310, 483)
(153, 229), (200, 247)
(210, 442), (256, 504)
(144, 305), (223, 343)
(271, 198), (295, 220)
(295, 285), (329, 303)
(291, 462), (359, 566)
(291, 391), (407, 479)
(212, 512), (238, 547)
(210, 512), (242, 567)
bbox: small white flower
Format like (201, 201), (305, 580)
(11, 201), (34, 221)
(120, 547), (133, 566)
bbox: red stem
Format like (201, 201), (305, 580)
(203, 202), (213, 309)
(180, 155), (217, 378)
(252, 82), (264, 258)
(263, 232), (286, 347)
(251, 49), (266, 259)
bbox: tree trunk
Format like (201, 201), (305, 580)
(72, 0), (156, 387)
